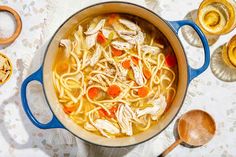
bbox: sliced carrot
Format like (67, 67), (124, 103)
(107, 14), (119, 26)
(165, 54), (177, 67)
(98, 106), (118, 118)
(138, 86), (149, 98)
(110, 106), (118, 114)
(63, 105), (76, 114)
(122, 60), (131, 69)
(112, 47), (123, 56)
(131, 56), (139, 65)
(143, 67), (152, 79)
(88, 87), (99, 99)
(107, 106), (117, 118)
(107, 85), (121, 98)
(108, 113), (116, 118)
(97, 32), (107, 45)
(98, 109), (107, 117)
(165, 47), (176, 67)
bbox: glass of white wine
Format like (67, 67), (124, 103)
(211, 35), (236, 82)
(182, 0), (236, 47)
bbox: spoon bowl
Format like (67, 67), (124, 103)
(160, 109), (216, 156)
(178, 109), (216, 146)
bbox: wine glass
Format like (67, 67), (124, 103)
(182, 0), (236, 47)
(211, 35), (236, 82)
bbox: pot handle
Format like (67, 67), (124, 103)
(168, 20), (210, 83)
(21, 66), (64, 129)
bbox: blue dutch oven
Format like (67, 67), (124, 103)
(21, 2), (210, 147)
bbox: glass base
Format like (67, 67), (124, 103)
(181, 10), (219, 47)
(211, 45), (236, 82)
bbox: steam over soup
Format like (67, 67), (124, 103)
(53, 14), (178, 138)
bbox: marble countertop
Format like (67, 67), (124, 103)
(0, 0), (236, 157)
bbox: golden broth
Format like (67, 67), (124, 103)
(53, 14), (178, 138)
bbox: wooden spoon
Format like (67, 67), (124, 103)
(159, 109), (216, 157)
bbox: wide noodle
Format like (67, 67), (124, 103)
(53, 14), (177, 138)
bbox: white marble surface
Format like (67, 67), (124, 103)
(0, 0), (236, 157)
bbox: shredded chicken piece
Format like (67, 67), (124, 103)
(136, 95), (167, 120)
(112, 19), (144, 45)
(119, 34), (136, 45)
(94, 119), (120, 137)
(136, 31), (144, 44)
(117, 63), (128, 80)
(119, 18), (141, 31)
(60, 39), (71, 57)
(141, 45), (161, 54)
(112, 22), (127, 33)
(101, 28), (118, 39)
(117, 30), (136, 36)
(118, 31), (144, 45)
(116, 104), (136, 136)
(90, 45), (102, 66)
(111, 41), (133, 50)
(130, 62), (144, 86)
(84, 19), (106, 35)
(84, 122), (97, 131)
(86, 33), (98, 49)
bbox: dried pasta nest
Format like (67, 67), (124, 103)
(0, 52), (12, 85)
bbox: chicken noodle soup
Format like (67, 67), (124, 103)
(53, 14), (178, 138)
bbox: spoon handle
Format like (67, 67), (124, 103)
(158, 139), (182, 157)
